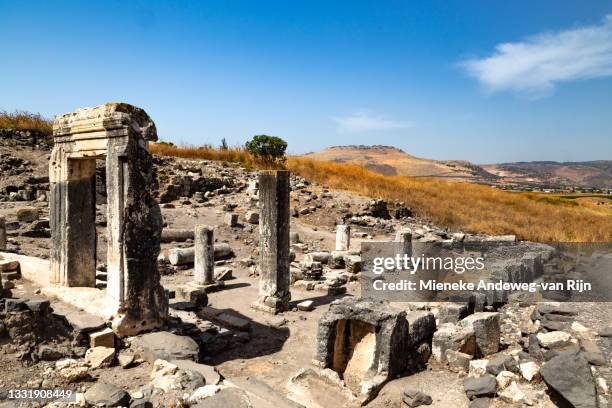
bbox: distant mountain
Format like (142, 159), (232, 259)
(482, 161), (612, 189)
(303, 145), (497, 182)
(304, 145), (611, 189)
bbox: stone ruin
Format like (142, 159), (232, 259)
(252, 170), (291, 314)
(49, 103), (167, 336)
(313, 298), (410, 401)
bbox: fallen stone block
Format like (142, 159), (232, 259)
(85, 346), (115, 369)
(161, 228), (194, 243)
(168, 243), (233, 265)
(486, 354), (517, 376)
(224, 212), (238, 227)
(432, 323), (476, 363)
(469, 360), (489, 378)
(0, 260), (19, 272)
(16, 207), (39, 222)
(402, 388), (432, 407)
(214, 267), (233, 281)
(536, 331), (572, 349)
(463, 375), (496, 399)
(540, 352), (597, 408)
(170, 359), (222, 385)
(497, 381), (524, 404)
(216, 312), (251, 331)
(245, 211), (259, 224)
(297, 300), (315, 311)
(84, 383), (130, 407)
(446, 350), (471, 373)
(131, 331), (200, 362)
(406, 311), (436, 347)
(89, 327), (115, 349)
(495, 371), (518, 390)
(460, 312), (500, 357)
(438, 303), (469, 324)
(519, 361), (539, 381)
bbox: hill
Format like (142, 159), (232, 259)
(304, 145), (496, 182)
(482, 161), (612, 189)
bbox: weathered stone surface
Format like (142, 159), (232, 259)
(170, 359), (222, 385)
(252, 170), (291, 314)
(131, 331), (199, 362)
(536, 331), (572, 349)
(161, 228), (194, 243)
(463, 375), (496, 399)
(84, 383), (130, 407)
(438, 303), (469, 324)
(0, 216), (6, 250)
(580, 339), (606, 366)
(0, 260), (19, 272)
(469, 398), (490, 408)
(432, 323), (476, 363)
(314, 298), (410, 402)
(402, 388), (432, 407)
(540, 352), (597, 408)
(85, 346), (115, 368)
(519, 361), (539, 381)
(446, 350), (471, 373)
(406, 311), (436, 347)
(468, 360), (489, 378)
(497, 381), (524, 404)
(150, 359), (205, 393)
(245, 211), (259, 224)
(224, 212), (239, 227)
(118, 352), (135, 368)
(50, 103), (168, 337)
(495, 371), (518, 390)
(297, 300), (315, 311)
(190, 388), (252, 408)
(335, 225), (350, 251)
(194, 225), (214, 285)
(89, 327), (115, 348)
(460, 312), (500, 356)
(168, 243), (233, 265)
(16, 207), (39, 222)
(486, 355), (516, 376)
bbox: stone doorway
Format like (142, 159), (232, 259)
(49, 103), (167, 336)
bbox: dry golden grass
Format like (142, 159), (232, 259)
(150, 143), (612, 242)
(0, 110), (53, 134)
(150, 143), (281, 170)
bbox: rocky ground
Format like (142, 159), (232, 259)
(0, 132), (610, 408)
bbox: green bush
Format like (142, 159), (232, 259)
(245, 135), (287, 162)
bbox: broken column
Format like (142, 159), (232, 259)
(194, 225), (214, 285)
(335, 224), (350, 251)
(51, 103), (168, 336)
(252, 170), (291, 314)
(0, 216), (6, 250)
(313, 297), (410, 403)
(395, 228), (412, 256)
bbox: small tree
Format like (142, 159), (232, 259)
(245, 135), (287, 162)
(220, 137), (228, 150)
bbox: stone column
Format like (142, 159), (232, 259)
(0, 216), (6, 250)
(49, 153), (97, 287)
(395, 228), (412, 257)
(194, 225), (214, 285)
(252, 170), (291, 314)
(335, 224), (351, 251)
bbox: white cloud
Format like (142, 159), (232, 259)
(332, 112), (413, 133)
(461, 15), (612, 97)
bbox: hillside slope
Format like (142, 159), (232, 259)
(304, 145), (494, 181)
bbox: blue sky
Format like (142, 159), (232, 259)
(1, 1), (611, 163)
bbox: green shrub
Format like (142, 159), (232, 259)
(245, 135), (287, 163)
